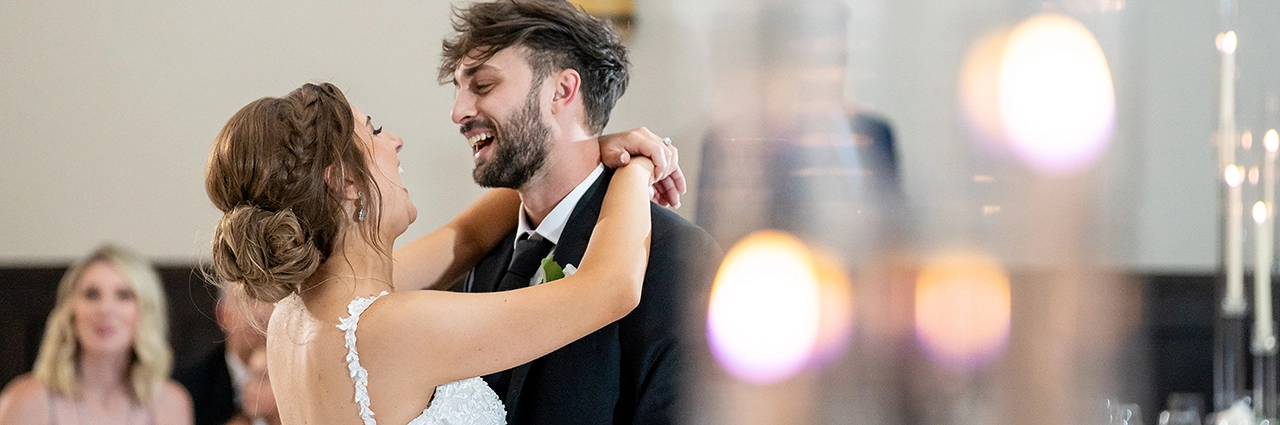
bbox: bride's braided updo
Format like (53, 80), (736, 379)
(205, 83), (382, 302)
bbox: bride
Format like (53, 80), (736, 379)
(204, 82), (674, 424)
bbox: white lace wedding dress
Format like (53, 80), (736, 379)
(337, 292), (507, 425)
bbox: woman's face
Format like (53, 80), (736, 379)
(72, 262), (140, 357)
(352, 107), (418, 239)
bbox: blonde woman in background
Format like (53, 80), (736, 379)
(0, 244), (193, 425)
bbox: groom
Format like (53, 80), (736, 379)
(439, 0), (721, 424)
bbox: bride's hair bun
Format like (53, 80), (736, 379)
(206, 82), (383, 301)
(211, 205), (321, 303)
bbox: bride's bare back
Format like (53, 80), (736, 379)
(269, 291), (443, 425)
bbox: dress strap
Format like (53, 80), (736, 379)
(336, 291), (389, 425)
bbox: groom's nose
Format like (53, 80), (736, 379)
(451, 91), (477, 125)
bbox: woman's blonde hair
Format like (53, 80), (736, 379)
(31, 243), (172, 404)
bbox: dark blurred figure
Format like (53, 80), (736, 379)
(173, 286), (272, 425)
(696, 109), (901, 244)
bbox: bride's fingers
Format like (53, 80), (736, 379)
(651, 173), (683, 208)
(667, 166), (687, 196)
(599, 127), (667, 171)
(652, 144), (679, 181)
(660, 178), (680, 207)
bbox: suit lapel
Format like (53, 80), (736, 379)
(547, 169), (611, 269)
(467, 232), (517, 294)
(503, 169), (612, 422)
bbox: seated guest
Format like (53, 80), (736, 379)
(174, 286), (272, 425)
(225, 348), (278, 425)
(0, 244), (193, 425)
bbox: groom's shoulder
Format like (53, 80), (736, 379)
(648, 203), (721, 260)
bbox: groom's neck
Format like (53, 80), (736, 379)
(518, 134), (600, 228)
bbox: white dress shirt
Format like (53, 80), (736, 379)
(516, 163), (604, 285)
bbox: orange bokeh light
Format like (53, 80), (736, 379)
(914, 251), (1012, 369)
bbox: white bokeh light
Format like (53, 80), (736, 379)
(998, 14), (1116, 176)
(706, 230), (822, 384)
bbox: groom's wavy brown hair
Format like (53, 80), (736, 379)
(438, 0), (629, 135)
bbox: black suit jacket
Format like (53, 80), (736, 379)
(455, 169), (722, 425)
(173, 343), (238, 425)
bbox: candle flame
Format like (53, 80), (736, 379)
(1266, 129), (1279, 152)
(1255, 201), (1268, 224)
(1244, 130), (1254, 150)
(1218, 31), (1238, 54)
(1226, 164), (1244, 187)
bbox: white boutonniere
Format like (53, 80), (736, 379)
(533, 254), (577, 286)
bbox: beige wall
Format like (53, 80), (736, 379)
(0, 0), (713, 264)
(0, 0), (1249, 271)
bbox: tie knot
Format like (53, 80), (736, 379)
(508, 233), (556, 281)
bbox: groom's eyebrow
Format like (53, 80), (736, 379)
(452, 63), (495, 87)
(461, 63), (494, 79)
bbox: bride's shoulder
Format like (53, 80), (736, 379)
(353, 290), (462, 345)
(361, 290), (454, 321)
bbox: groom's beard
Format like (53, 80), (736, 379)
(472, 92), (551, 190)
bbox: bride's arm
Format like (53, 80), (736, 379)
(392, 128), (677, 292)
(374, 157), (654, 385)
(392, 188), (520, 292)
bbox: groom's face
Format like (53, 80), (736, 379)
(451, 47), (553, 190)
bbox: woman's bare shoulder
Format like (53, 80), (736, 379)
(153, 380), (193, 425)
(158, 380), (191, 404)
(0, 375), (50, 424)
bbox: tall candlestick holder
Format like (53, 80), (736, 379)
(1255, 130), (1280, 421)
(1253, 324), (1278, 421)
(1214, 0), (1246, 411)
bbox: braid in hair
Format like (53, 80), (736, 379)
(205, 82), (380, 303)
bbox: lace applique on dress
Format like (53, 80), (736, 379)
(337, 292), (507, 425)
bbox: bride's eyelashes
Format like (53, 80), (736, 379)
(373, 126), (383, 136)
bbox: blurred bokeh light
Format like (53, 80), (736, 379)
(959, 29), (1011, 155)
(998, 13), (1115, 176)
(809, 249), (856, 366)
(914, 251), (1012, 370)
(707, 230), (822, 384)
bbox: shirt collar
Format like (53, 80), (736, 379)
(226, 350), (249, 387)
(516, 163), (605, 246)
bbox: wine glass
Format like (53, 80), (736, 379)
(1157, 393), (1203, 425)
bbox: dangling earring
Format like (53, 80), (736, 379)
(356, 191), (366, 222)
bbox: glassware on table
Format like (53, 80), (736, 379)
(1158, 393), (1204, 425)
(1109, 399), (1145, 425)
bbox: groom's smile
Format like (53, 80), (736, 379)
(463, 122), (496, 160)
(466, 131), (494, 158)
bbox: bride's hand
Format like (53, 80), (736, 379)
(599, 127), (686, 208)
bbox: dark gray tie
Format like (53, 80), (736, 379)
(498, 232), (555, 291)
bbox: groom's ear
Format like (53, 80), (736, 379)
(549, 68), (581, 115)
(323, 165), (361, 201)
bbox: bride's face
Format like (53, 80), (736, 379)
(351, 107), (417, 239)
